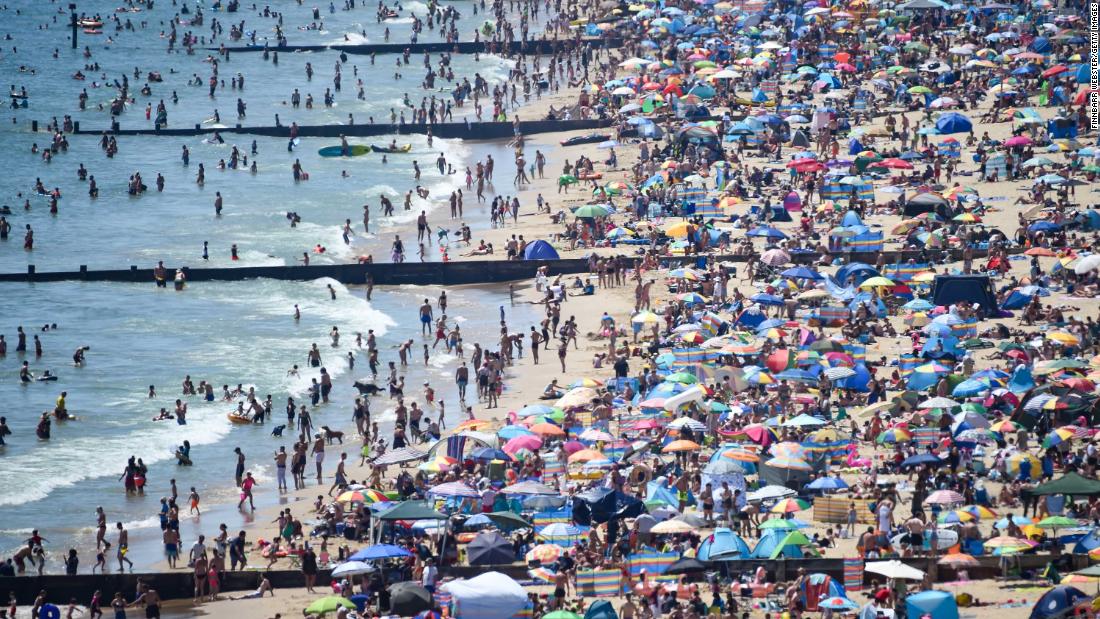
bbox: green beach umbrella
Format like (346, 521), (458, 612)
(573, 204), (611, 218)
(1038, 516), (1078, 529)
(908, 85), (934, 94)
(760, 518), (800, 530)
(904, 41), (930, 53)
(543, 612), (583, 619)
(304, 597), (357, 616)
(664, 371), (699, 384)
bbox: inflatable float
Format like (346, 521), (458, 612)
(371, 143), (412, 153)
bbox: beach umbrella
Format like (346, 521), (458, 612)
(504, 435), (543, 454)
(760, 248), (791, 266)
(305, 597), (358, 616)
(631, 311), (661, 325)
(1038, 516), (1079, 531)
(529, 422), (566, 437)
(501, 480), (558, 496)
(331, 561), (377, 577)
(820, 598), (860, 611)
(866, 560), (926, 580)
(662, 439), (702, 452)
(543, 612), (582, 619)
(651, 519), (695, 534)
(389, 583), (434, 616)
(748, 485), (797, 502)
(925, 490), (965, 505)
(938, 553), (979, 567)
(984, 536), (1037, 552)
(766, 456), (812, 471)
(770, 498), (811, 513)
(526, 544), (563, 563)
(337, 489), (388, 504)
(349, 544), (412, 561)
(919, 396), (960, 409)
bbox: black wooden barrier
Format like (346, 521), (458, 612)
(1, 553), (1080, 605)
(0, 249), (994, 286)
(73, 118), (617, 139)
(206, 37), (623, 55)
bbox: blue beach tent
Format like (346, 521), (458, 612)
(523, 240), (560, 260)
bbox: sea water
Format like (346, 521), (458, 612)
(0, 0), (545, 569)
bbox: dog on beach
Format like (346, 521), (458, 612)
(353, 379), (383, 396)
(321, 426), (344, 444)
(271, 424), (286, 437)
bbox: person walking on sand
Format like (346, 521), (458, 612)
(115, 522), (134, 572)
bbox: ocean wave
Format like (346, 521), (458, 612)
(0, 403), (233, 508)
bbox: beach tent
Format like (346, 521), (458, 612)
(1047, 117), (1077, 139)
(769, 206), (793, 222)
(931, 275), (998, 314)
(1073, 529), (1100, 554)
(524, 240), (560, 260)
(1001, 288), (1037, 310)
(467, 531), (516, 565)
(907, 591), (959, 619)
(442, 572), (529, 619)
(1029, 586), (1091, 619)
(585, 600), (619, 619)
(572, 487), (645, 525)
(751, 530), (806, 559)
(835, 263), (879, 287)
(798, 573), (847, 611)
(698, 527), (752, 561)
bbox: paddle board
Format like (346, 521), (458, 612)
(318, 145), (370, 157)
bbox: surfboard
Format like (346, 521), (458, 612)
(371, 143), (412, 153)
(227, 412), (253, 424)
(318, 145), (370, 157)
(891, 528), (958, 551)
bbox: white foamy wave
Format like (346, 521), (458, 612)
(403, 1), (429, 14)
(121, 516), (162, 531)
(0, 404), (233, 507)
(238, 250), (287, 266)
(329, 32), (370, 45)
(427, 350), (457, 368)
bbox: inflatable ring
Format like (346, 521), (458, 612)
(629, 464), (652, 486)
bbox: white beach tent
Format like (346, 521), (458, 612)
(442, 571), (529, 619)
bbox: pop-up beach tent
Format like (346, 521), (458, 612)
(442, 572), (529, 619)
(907, 591), (959, 619)
(523, 239), (560, 260)
(932, 275), (998, 314)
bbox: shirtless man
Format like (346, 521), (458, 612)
(130, 587), (162, 619)
(419, 299), (434, 335)
(310, 434), (325, 483)
(116, 522), (134, 572)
